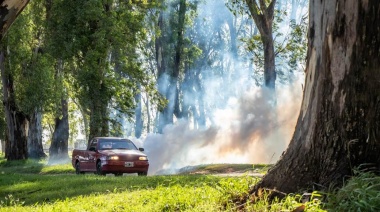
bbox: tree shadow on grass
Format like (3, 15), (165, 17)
(0, 157), (45, 174)
(0, 170), (229, 206)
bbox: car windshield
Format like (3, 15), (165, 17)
(99, 139), (138, 150)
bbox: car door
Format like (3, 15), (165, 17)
(81, 139), (97, 171)
(87, 139), (98, 171)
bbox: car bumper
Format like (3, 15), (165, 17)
(101, 160), (149, 173)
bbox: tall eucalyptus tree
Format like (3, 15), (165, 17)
(246, 0), (380, 201)
(1, 0), (55, 160)
(155, 0), (192, 133)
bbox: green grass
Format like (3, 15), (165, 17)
(326, 171), (380, 211)
(0, 155), (327, 211)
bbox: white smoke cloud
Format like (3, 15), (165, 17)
(142, 77), (303, 174)
(134, 0), (307, 175)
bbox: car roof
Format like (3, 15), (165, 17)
(94, 137), (133, 142)
(95, 137), (126, 139)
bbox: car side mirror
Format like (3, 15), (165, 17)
(89, 147), (96, 151)
(139, 147), (144, 152)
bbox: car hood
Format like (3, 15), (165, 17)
(99, 149), (147, 157)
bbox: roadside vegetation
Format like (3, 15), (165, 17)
(1, 154), (379, 211)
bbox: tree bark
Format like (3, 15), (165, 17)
(72, 98), (88, 142)
(171, 0), (186, 121)
(48, 98), (69, 163)
(88, 97), (108, 145)
(0, 0), (30, 40)
(0, 139), (5, 154)
(249, 0), (380, 199)
(27, 108), (46, 159)
(245, 0), (277, 90)
(156, 0), (186, 132)
(134, 90), (143, 138)
(0, 139), (4, 154)
(145, 97), (151, 133)
(155, 3), (169, 133)
(0, 51), (28, 160)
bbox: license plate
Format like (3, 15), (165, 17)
(125, 162), (134, 167)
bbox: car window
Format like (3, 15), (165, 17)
(100, 142), (112, 149)
(89, 139), (97, 150)
(98, 139), (138, 150)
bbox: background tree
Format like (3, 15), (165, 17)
(0, 49), (28, 160)
(1, 0), (54, 160)
(47, 0), (159, 145)
(248, 0), (380, 199)
(154, 0), (201, 132)
(244, 0), (277, 89)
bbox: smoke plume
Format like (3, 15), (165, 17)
(142, 78), (303, 174)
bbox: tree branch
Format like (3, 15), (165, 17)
(0, 0), (30, 40)
(267, 0), (277, 20)
(258, 0), (267, 11)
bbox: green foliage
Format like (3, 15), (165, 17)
(0, 194), (24, 207)
(244, 191), (325, 211)
(227, 1), (308, 85)
(45, 0), (161, 137)
(4, 0), (56, 115)
(326, 171), (380, 211)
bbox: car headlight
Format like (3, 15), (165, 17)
(139, 156), (148, 161)
(107, 156), (119, 160)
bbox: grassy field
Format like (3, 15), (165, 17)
(0, 154), (378, 211)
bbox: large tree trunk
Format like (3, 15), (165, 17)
(88, 95), (109, 145)
(72, 98), (89, 142)
(0, 0), (30, 40)
(0, 51), (28, 160)
(1, 139), (4, 153)
(134, 90), (143, 138)
(155, 4), (169, 133)
(262, 33), (276, 89)
(49, 98), (69, 163)
(172, 0), (186, 119)
(27, 108), (46, 159)
(156, 0), (186, 133)
(146, 100), (151, 134)
(245, 0), (277, 90)
(249, 0), (380, 198)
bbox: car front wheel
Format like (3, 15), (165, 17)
(96, 162), (105, 176)
(75, 162), (84, 175)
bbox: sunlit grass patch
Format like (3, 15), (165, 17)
(1, 154), (377, 211)
(1, 185), (223, 211)
(40, 163), (74, 174)
(0, 174), (258, 211)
